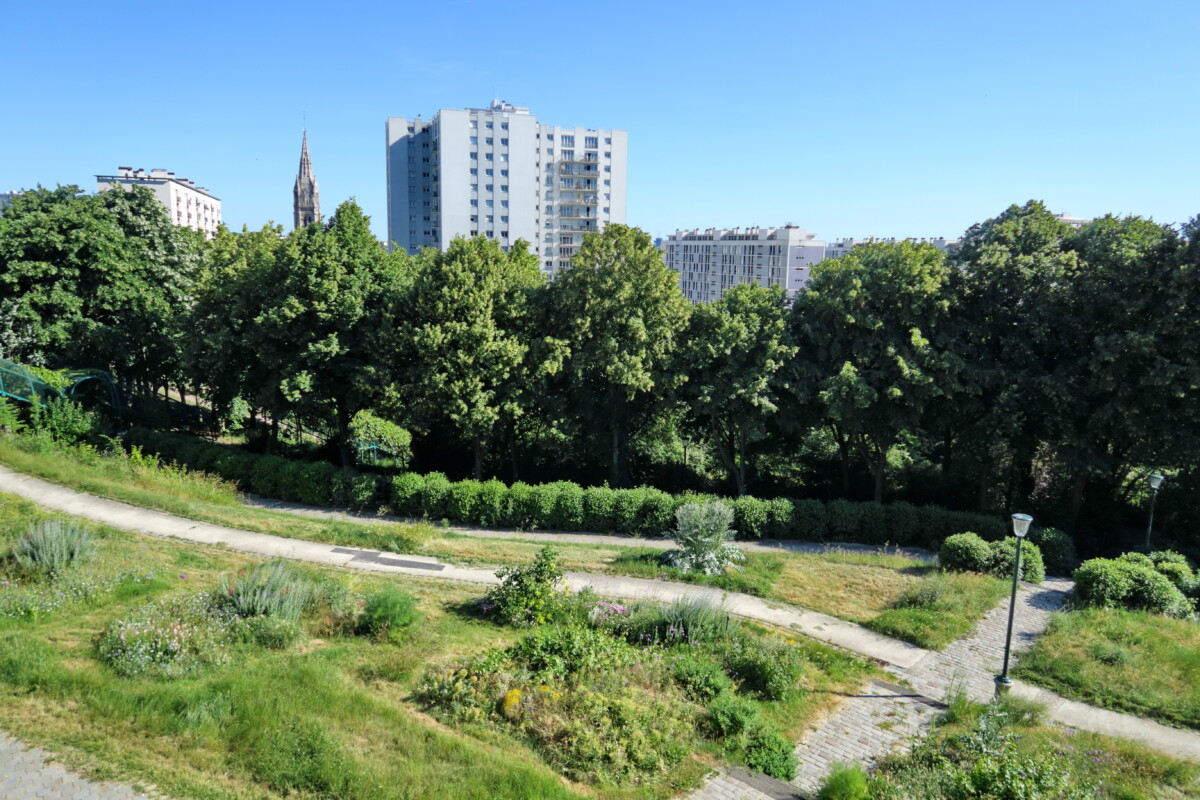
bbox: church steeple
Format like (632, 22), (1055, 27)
(293, 130), (320, 229)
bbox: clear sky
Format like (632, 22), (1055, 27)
(2, 0), (1196, 242)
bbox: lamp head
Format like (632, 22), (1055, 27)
(1011, 513), (1033, 539)
(1149, 473), (1164, 491)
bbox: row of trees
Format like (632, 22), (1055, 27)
(2, 186), (1197, 550)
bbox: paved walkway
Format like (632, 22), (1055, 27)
(4, 465), (1200, 800)
(245, 493), (937, 562)
(0, 732), (155, 800)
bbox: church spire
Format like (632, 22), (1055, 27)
(293, 130), (320, 229)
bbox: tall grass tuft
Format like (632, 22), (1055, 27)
(13, 518), (94, 578)
(215, 561), (311, 621)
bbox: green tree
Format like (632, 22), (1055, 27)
(794, 240), (959, 502)
(680, 283), (796, 495)
(549, 225), (690, 487)
(248, 200), (402, 465)
(404, 236), (563, 479)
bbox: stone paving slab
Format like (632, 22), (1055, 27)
(0, 732), (154, 800)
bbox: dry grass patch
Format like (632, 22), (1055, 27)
(768, 555), (927, 623)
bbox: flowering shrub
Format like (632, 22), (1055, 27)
(0, 569), (157, 620)
(661, 502), (744, 576)
(98, 592), (239, 678)
(482, 545), (565, 626)
(723, 636), (806, 700)
(505, 625), (638, 681)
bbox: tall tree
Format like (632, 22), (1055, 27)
(794, 240), (959, 502)
(549, 224), (690, 487)
(248, 200), (400, 465)
(405, 236), (563, 479)
(680, 283), (796, 495)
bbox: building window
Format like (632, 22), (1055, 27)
(487, 215), (494, 223)
(485, 122), (493, 129)
(501, 215), (508, 222)
(501, 169), (509, 177)
(486, 230), (494, 237)
(486, 137), (493, 145)
(486, 168), (493, 176)
(545, 205), (554, 215)
(561, 135), (575, 146)
(471, 184), (478, 191)
(547, 134), (554, 141)
(470, 215), (478, 223)
(486, 184), (493, 192)
(605, 166), (611, 172)
(501, 122), (509, 130)
(470, 168), (478, 175)
(470, 153), (478, 160)
(585, 136), (598, 148)
(470, 199), (478, 206)
(501, 200), (509, 208)
(605, 137), (611, 145)
(604, 151), (611, 158)
(501, 138), (508, 145)
(603, 207), (610, 213)
(486, 200), (494, 207)
(407, 126), (415, 133)
(604, 180), (611, 186)
(486, 153), (493, 160)
(470, 136), (478, 144)
(470, 121), (478, 128)
(501, 230), (508, 238)
(501, 185), (508, 192)
(499, 154), (508, 162)
(562, 150), (574, 160)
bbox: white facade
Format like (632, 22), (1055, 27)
(1054, 212), (1092, 229)
(823, 236), (959, 260)
(661, 226), (825, 304)
(96, 167), (222, 238)
(386, 100), (628, 275)
(0, 191), (21, 216)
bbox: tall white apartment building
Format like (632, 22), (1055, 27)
(661, 226), (826, 304)
(385, 100), (628, 274)
(96, 167), (222, 238)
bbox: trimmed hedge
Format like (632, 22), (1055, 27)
(1074, 556), (1193, 617)
(121, 427), (1009, 547)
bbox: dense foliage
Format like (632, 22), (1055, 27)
(3, 187), (1199, 557)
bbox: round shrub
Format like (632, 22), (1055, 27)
(1125, 566), (1192, 617)
(1119, 552), (1154, 568)
(390, 473), (425, 517)
(358, 586), (419, 640)
(940, 532), (993, 574)
(610, 489), (643, 535)
(745, 725), (797, 781)
(791, 499), (827, 541)
(446, 479), (482, 523)
(214, 452), (255, 488)
(335, 471), (381, 512)
(526, 483), (562, 530)
(763, 497), (794, 539)
(418, 472), (452, 519)
(250, 455), (290, 498)
(818, 763), (869, 800)
(825, 500), (861, 541)
(706, 692), (759, 738)
(549, 482), (585, 530)
(671, 657), (732, 702)
(1154, 561), (1196, 594)
(990, 538), (1045, 584)
(636, 488), (676, 537)
(582, 486), (618, 533)
(475, 480), (509, 527)
(243, 616), (303, 649)
(732, 496), (770, 540)
(1073, 558), (1134, 609)
(1150, 550), (1191, 569)
(285, 460), (336, 506)
(724, 639), (805, 700)
(1028, 526), (1077, 576)
(504, 482), (538, 528)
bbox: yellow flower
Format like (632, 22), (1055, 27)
(502, 688), (524, 719)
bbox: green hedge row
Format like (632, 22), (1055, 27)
(123, 428), (1009, 546)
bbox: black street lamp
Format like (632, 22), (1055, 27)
(996, 512), (1032, 690)
(1144, 473), (1164, 551)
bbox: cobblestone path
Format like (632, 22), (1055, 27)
(690, 577), (1073, 800)
(0, 732), (155, 800)
(789, 577), (1073, 797)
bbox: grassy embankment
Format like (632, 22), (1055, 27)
(0, 492), (871, 799)
(1014, 607), (1200, 731)
(0, 436), (1007, 649)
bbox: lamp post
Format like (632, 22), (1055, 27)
(996, 512), (1032, 690)
(1144, 473), (1164, 551)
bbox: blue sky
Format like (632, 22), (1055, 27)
(2, 0), (1196, 242)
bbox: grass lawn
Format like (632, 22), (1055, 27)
(0, 491), (876, 799)
(869, 692), (1200, 799)
(0, 435), (1008, 650)
(1014, 607), (1200, 731)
